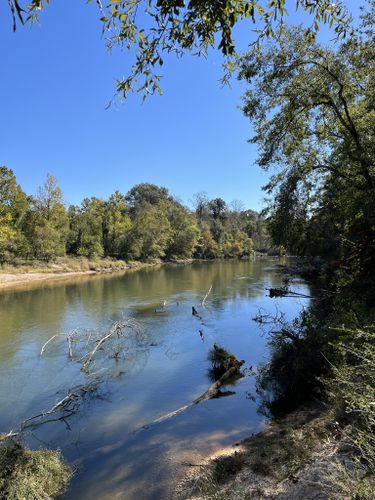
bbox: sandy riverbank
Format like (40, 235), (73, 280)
(0, 258), (197, 292)
(0, 270), (100, 291)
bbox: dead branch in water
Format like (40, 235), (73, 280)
(136, 366), (240, 432)
(135, 346), (244, 432)
(81, 320), (141, 371)
(82, 324), (120, 371)
(20, 383), (98, 430)
(40, 334), (59, 356)
(201, 284), (212, 306)
(267, 287), (312, 299)
(67, 333), (74, 359)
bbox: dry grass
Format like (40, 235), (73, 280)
(0, 256), (130, 274)
(176, 405), (374, 499)
(0, 439), (72, 500)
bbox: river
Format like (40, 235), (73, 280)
(0, 259), (310, 499)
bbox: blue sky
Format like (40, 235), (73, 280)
(0, 1), (359, 210)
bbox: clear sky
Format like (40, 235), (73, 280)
(0, 1), (359, 210)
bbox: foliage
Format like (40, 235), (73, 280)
(165, 203), (200, 260)
(242, 6), (375, 479)
(327, 326), (375, 471)
(127, 201), (172, 260)
(0, 168), (269, 264)
(7, 1), (353, 99)
(239, 22), (375, 262)
(0, 167), (30, 262)
(29, 174), (69, 260)
(0, 439), (72, 499)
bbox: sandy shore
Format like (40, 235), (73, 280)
(0, 259), (196, 293)
(0, 270), (100, 292)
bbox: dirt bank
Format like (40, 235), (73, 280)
(176, 405), (374, 499)
(0, 261), (160, 292)
(0, 258), (198, 293)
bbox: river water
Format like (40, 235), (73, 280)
(0, 259), (310, 499)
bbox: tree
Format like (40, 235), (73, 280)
(8, 1), (353, 99)
(0, 166), (30, 261)
(239, 16), (375, 294)
(165, 203), (200, 259)
(30, 174), (69, 260)
(103, 191), (132, 258)
(192, 192), (210, 224)
(125, 183), (171, 214)
(71, 197), (105, 259)
(194, 224), (219, 259)
(127, 201), (172, 260)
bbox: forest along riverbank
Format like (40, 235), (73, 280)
(0, 259), (309, 499)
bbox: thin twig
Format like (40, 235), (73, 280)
(201, 284), (212, 306)
(40, 334), (58, 356)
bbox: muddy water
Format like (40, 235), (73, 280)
(0, 259), (310, 499)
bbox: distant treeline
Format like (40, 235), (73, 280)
(0, 167), (273, 263)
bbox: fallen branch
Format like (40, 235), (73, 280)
(82, 322), (124, 371)
(267, 287), (312, 299)
(135, 365), (241, 432)
(20, 384), (98, 430)
(201, 284), (212, 306)
(67, 334), (74, 359)
(40, 334), (59, 356)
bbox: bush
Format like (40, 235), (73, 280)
(0, 439), (72, 499)
(326, 326), (375, 472)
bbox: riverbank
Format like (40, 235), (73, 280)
(0, 257), (194, 292)
(176, 404), (373, 499)
(0, 256), (269, 292)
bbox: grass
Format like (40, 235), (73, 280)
(176, 405), (374, 499)
(0, 439), (72, 500)
(0, 256), (132, 274)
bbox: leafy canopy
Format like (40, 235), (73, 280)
(238, 16), (375, 257)
(7, 1), (352, 99)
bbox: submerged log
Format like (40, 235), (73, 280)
(139, 366), (240, 430)
(267, 287), (312, 299)
(135, 345), (244, 432)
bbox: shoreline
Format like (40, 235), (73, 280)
(176, 404), (369, 499)
(0, 258), (206, 293)
(0, 261), (166, 293)
(0, 256), (274, 293)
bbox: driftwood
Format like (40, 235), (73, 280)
(40, 334), (59, 356)
(79, 320), (139, 372)
(20, 384), (98, 430)
(136, 366), (240, 432)
(267, 287), (312, 299)
(201, 284), (212, 306)
(136, 345), (244, 432)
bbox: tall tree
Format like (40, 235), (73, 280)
(0, 166), (30, 262)
(103, 191), (132, 258)
(125, 183), (171, 215)
(127, 201), (172, 260)
(30, 174), (69, 260)
(239, 17), (375, 296)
